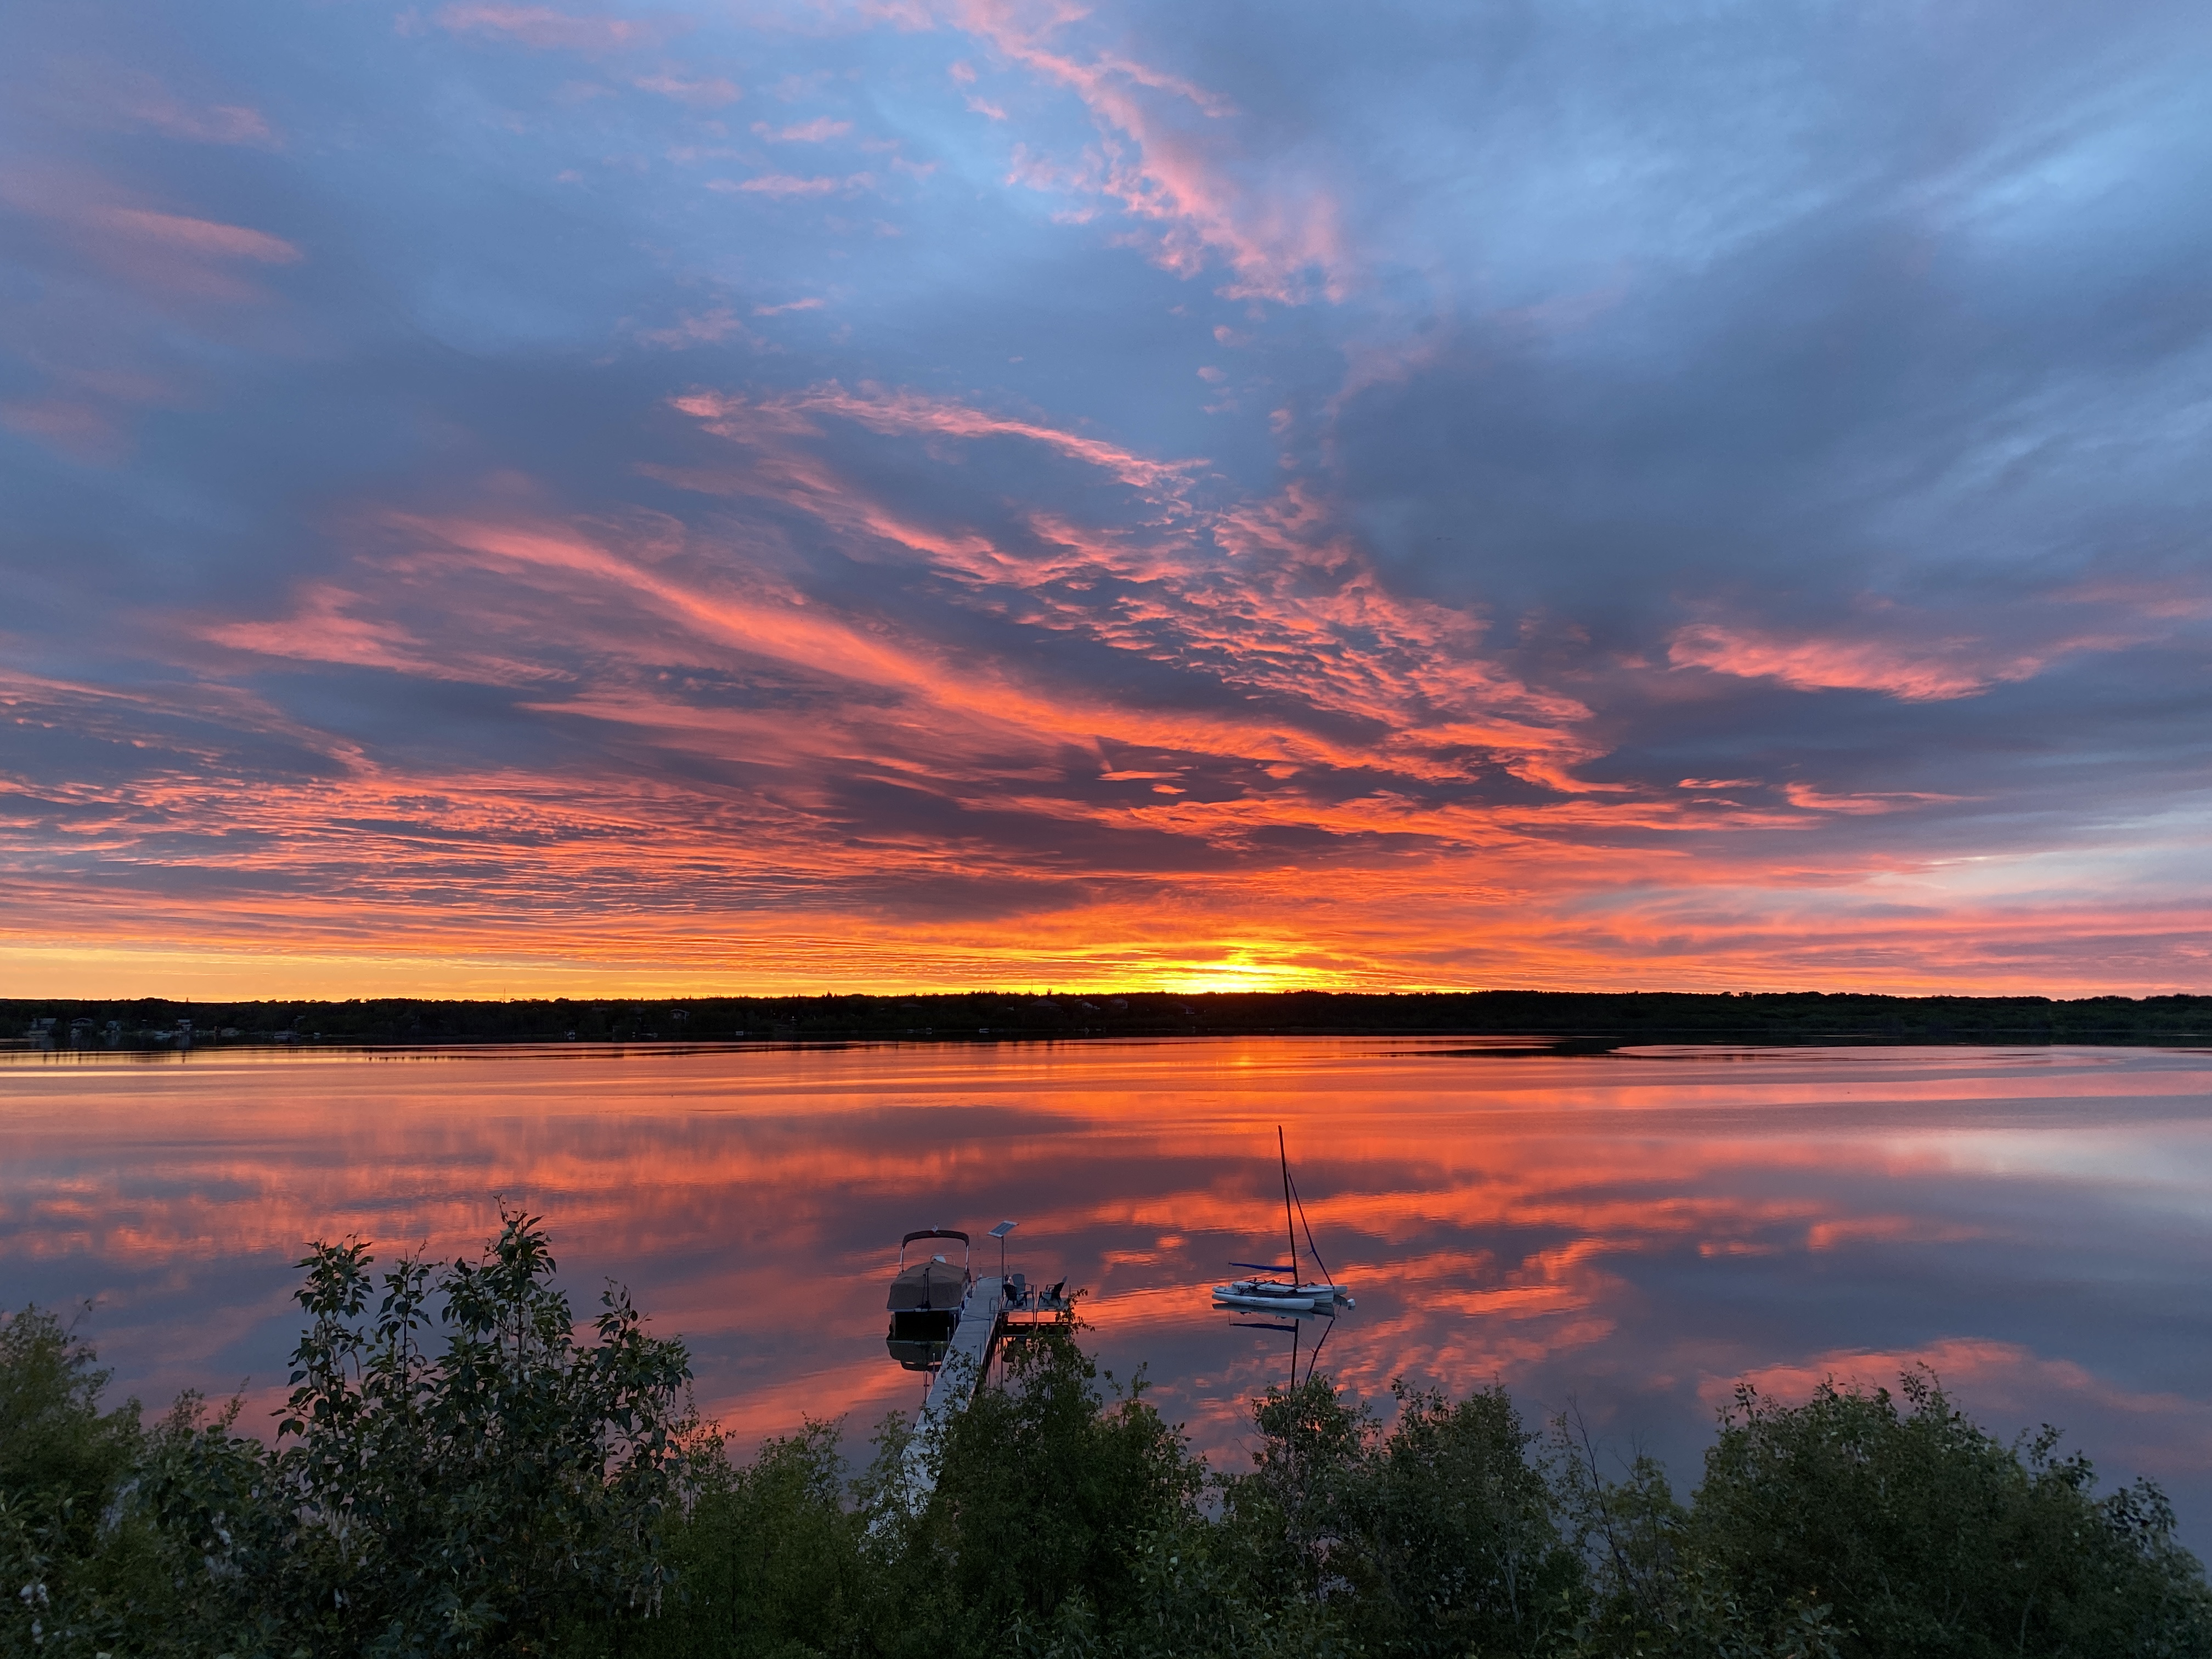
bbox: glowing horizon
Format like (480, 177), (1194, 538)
(3, 0), (2209, 997)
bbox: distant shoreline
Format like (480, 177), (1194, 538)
(4, 989), (2207, 1053)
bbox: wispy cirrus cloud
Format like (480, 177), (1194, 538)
(754, 117), (851, 142)
(1667, 620), (2057, 702)
(434, 3), (668, 54)
(0, 161), (307, 458)
(0, 168), (303, 296)
(633, 71), (740, 106)
(680, 381), (1201, 492)
(951, 0), (1349, 302)
(99, 70), (279, 146)
(93, 207), (301, 265)
(708, 172), (873, 198)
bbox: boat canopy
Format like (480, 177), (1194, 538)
(888, 1256), (969, 1312)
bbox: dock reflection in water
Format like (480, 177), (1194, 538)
(3, 1039), (2210, 1544)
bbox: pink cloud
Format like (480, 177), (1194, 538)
(953, 0), (1349, 303)
(631, 306), (759, 349)
(753, 117), (852, 142)
(633, 72), (741, 107)
(106, 74), (278, 146)
(1783, 782), (1963, 816)
(752, 297), (824, 315)
(0, 170), (304, 303)
(0, 399), (121, 461)
(774, 381), (1201, 492)
(92, 208), (302, 265)
(202, 583), (444, 676)
(0, 365), (183, 462)
(436, 4), (663, 53)
(709, 173), (872, 198)
(2055, 574), (2212, 621)
(1668, 620), (2050, 701)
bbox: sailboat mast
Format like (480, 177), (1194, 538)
(1279, 1125), (1297, 1281)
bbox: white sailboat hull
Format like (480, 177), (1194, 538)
(1213, 1280), (1354, 1312)
(1214, 1291), (1319, 1313)
(1213, 1130), (1356, 1322)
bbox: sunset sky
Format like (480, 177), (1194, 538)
(3, 0), (2208, 997)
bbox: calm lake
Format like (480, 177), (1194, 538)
(4, 1038), (2210, 1544)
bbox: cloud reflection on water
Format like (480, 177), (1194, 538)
(2, 1038), (2209, 1542)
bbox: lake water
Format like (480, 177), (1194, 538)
(4, 1038), (2210, 1545)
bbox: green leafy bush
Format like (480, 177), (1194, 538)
(272, 1208), (706, 1654)
(3, 1208), (704, 1659)
(1685, 1369), (2212, 1658)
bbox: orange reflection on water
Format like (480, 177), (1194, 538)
(4, 1039), (2211, 1541)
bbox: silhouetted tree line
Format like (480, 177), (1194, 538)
(5, 989), (2209, 1050)
(7, 1217), (2209, 1657)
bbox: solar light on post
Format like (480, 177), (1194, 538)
(990, 1218), (1017, 1281)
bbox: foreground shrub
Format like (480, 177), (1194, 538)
(0, 1305), (152, 1654)
(3, 1209), (704, 1658)
(625, 1417), (871, 1659)
(1689, 1368), (2212, 1658)
(1211, 1374), (1577, 1657)
(273, 1208), (706, 1653)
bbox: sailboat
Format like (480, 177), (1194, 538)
(1212, 1127), (1354, 1314)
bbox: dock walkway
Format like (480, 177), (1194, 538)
(895, 1273), (1071, 1506)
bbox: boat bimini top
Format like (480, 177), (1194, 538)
(888, 1228), (971, 1312)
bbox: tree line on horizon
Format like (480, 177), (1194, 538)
(5, 1211), (2208, 1658)
(5, 988), (2210, 1051)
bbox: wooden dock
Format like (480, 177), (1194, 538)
(899, 1274), (1003, 1502)
(895, 1272), (1072, 1506)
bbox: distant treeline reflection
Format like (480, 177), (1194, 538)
(5, 988), (2210, 1051)
(5, 1214), (2209, 1658)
